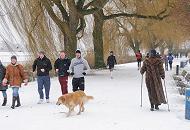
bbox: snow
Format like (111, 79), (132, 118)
(0, 59), (190, 130)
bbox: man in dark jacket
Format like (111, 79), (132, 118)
(33, 51), (52, 104)
(0, 60), (7, 106)
(107, 51), (117, 79)
(140, 49), (166, 111)
(54, 51), (71, 95)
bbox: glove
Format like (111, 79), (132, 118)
(70, 72), (74, 76)
(82, 72), (86, 76)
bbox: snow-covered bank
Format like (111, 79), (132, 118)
(0, 61), (189, 130)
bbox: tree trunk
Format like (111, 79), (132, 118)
(93, 10), (105, 68)
(64, 33), (77, 58)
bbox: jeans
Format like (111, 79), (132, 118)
(12, 87), (19, 97)
(2, 91), (7, 98)
(37, 76), (51, 99)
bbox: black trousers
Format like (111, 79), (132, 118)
(137, 59), (142, 68)
(72, 77), (85, 92)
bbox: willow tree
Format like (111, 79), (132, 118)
(92, 0), (170, 67)
(40, 0), (108, 58)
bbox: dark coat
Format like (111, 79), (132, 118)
(107, 55), (117, 69)
(140, 57), (166, 105)
(33, 56), (52, 76)
(54, 58), (71, 77)
(0, 65), (7, 91)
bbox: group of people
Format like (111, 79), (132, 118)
(0, 50), (90, 109)
(135, 50), (174, 71)
(0, 48), (172, 111)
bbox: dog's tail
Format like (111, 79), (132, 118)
(83, 95), (94, 103)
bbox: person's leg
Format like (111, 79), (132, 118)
(12, 87), (19, 97)
(72, 78), (79, 92)
(59, 76), (68, 95)
(137, 61), (140, 68)
(11, 87), (19, 109)
(2, 91), (7, 106)
(43, 76), (51, 100)
(37, 76), (44, 100)
(79, 77), (85, 91)
(170, 63), (172, 70)
(2, 91), (7, 98)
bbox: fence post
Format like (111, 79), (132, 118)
(176, 65), (179, 75)
(185, 88), (190, 120)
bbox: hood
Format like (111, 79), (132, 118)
(146, 57), (161, 66)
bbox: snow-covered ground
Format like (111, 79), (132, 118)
(0, 59), (189, 130)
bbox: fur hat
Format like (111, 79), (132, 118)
(150, 49), (157, 57)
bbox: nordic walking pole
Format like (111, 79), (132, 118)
(163, 79), (170, 112)
(140, 75), (143, 107)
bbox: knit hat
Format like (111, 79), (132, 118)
(110, 51), (113, 53)
(11, 55), (17, 60)
(75, 50), (81, 54)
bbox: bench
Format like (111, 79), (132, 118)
(173, 70), (190, 95)
(180, 60), (188, 68)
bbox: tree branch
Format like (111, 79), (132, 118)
(40, 0), (72, 36)
(76, 18), (86, 33)
(52, 0), (69, 22)
(104, 9), (169, 20)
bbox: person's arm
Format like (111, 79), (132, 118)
(107, 56), (109, 66)
(67, 59), (71, 71)
(83, 59), (90, 75)
(3, 66), (9, 84)
(32, 59), (37, 72)
(19, 64), (28, 81)
(114, 56), (117, 64)
(69, 59), (74, 73)
(84, 59), (90, 71)
(159, 60), (165, 79)
(46, 59), (52, 72)
(54, 59), (59, 70)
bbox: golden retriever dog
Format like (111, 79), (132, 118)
(56, 90), (93, 117)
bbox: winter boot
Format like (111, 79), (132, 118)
(150, 104), (154, 111)
(15, 96), (21, 107)
(11, 96), (17, 109)
(2, 98), (7, 106)
(155, 104), (159, 110)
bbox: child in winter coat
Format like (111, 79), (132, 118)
(0, 60), (7, 106)
(3, 56), (28, 109)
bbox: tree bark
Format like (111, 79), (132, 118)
(93, 10), (105, 68)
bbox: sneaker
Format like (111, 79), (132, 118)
(46, 99), (50, 103)
(37, 99), (44, 104)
